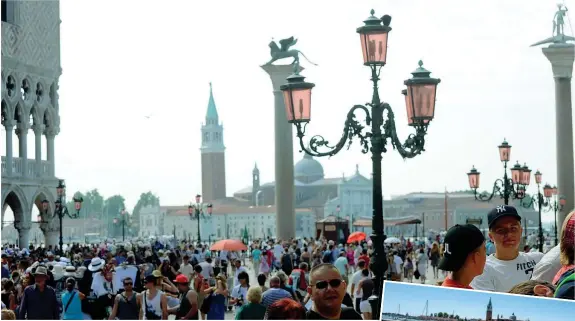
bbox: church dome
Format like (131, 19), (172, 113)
(294, 153), (324, 183)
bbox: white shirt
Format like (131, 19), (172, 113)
(471, 251), (545, 293)
(179, 263), (194, 280)
(351, 270), (372, 299)
(219, 250), (228, 261)
(234, 266), (247, 286)
(531, 245), (561, 283)
(393, 255), (403, 273)
(273, 245), (283, 261)
(231, 285), (248, 307)
(198, 261), (213, 279)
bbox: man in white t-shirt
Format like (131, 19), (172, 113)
(233, 259), (247, 286)
(471, 205), (544, 292)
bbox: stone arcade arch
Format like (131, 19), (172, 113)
(1, 185), (30, 247)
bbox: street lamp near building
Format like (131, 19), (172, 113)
(518, 171), (549, 252)
(467, 139), (532, 205)
(521, 181), (566, 250)
(188, 194), (213, 244)
(114, 209), (128, 242)
(280, 10), (441, 317)
(40, 179), (83, 255)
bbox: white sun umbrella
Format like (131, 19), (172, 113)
(384, 237), (401, 244)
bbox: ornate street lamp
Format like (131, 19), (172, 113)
(542, 185), (565, 246)
(114, 209), (128, 242)
(519, 171), (555, 252)
(467, 140), (531, 205)
(39, 179), (83, 255)
(188, 194), (213, 244)
(280, 10), (441, 317)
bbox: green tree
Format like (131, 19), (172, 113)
(84, 189), (105, 218)
(105, 195), (126, 237)
(438, 312), (444, 317)
(131, 191), (160, 234)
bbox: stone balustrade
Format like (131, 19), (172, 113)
(1, 156), (52, 178)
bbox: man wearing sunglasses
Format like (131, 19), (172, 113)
(471, 205), (544, 292)
(306, 263), (362, 320)
(109, 277), (140, 320)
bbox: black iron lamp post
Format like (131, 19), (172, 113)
(467, 140), (533, 205)
(520, 178), (566, 251)
(114, 209), (128, 242)
(549, 186), (567, 246)
(279, 10), (441, 317)
(188, 194), (213, 245)
(40, 179), (83, 256)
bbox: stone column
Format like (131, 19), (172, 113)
(4, 121), (14, 176)
(16, 226), (31, 249)
(543, 43), (575, 230)
(261, 64), (302, 240)
(42, 227), (60, 248)
(46, 130), (56, 177)
(16, 125), (28, 177)
(33, 125), (43, 177)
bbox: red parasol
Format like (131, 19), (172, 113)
(210, 239), (247, 252)
(347, 231), (367, 243)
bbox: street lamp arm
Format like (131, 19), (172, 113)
(380, 103), (426, 159)
(295, 104), (372, 157)
(474, 178), (506, 202)
(520, 193), (540, 209)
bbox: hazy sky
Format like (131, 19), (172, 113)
(381, 282), (575, 320)
(2, 0), (575, 216)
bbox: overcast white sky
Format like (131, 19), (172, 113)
(2, 0), (575, 224)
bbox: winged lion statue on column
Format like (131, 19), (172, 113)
(265, 36), (318, 68)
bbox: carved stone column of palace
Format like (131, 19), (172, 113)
(543, 43), (575, 230)
(33, 124), (44, 177)
(41, 221), (60, 248)
(46, 128), (57, 177)
(261, 64), (302, 240)
(4, 119), (14, 176)
(16, 224), (31, 249)
(16, 124), (29, 177)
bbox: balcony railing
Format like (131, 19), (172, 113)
(1, 157), (52, 178)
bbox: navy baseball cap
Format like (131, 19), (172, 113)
(487, 205), (522, 229)
(438, 224), (485, 272)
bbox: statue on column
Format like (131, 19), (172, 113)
(553, 4), (569, 37)
(532, 4), (575, 46)
(265, 36), (318, 72)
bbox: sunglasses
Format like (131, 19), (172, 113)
(313, 279), (342, 290)
(124, 282), (133, 286)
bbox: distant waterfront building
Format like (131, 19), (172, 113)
(381, 192), (539, 237)
(138, 201), (315, 240)
(486, 297), (528, 321)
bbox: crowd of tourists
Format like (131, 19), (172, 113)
(1, 205), (573, 320)
(0, 236), (382, 320)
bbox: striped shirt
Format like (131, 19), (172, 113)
(261, 288), (292, 308)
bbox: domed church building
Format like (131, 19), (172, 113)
(233, 152), (373, 224)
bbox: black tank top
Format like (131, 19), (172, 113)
(360, 278), (375, 301)
(176, 290), (198, 320)
(1, 292), (11, 308)
(117, 292), (139, 320)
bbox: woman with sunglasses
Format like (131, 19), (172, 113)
(109, 277), (140, 320)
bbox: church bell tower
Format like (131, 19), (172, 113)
(486, 298), (493, 321)
(252, 163), (260, 206)
(200, 83), (226, 201)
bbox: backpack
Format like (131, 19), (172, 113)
(288, 269), (307, 291)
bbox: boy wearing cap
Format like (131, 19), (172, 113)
(471, 205), (544, 292)
(439, 224), (486, 289)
